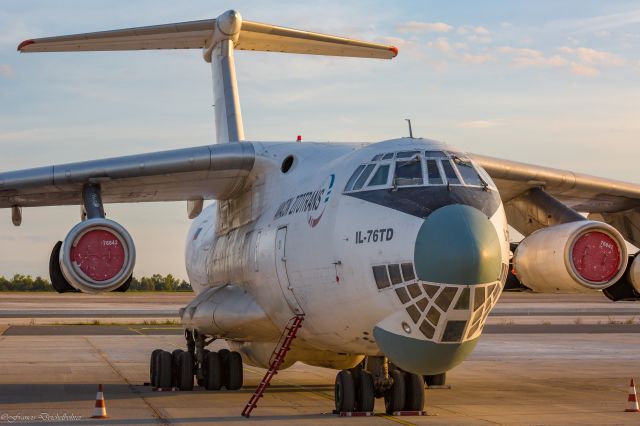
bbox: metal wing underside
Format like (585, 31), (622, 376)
(470, 153), (640, 246)
(0, 143), (255, 208)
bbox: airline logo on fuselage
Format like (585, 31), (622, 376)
(273, 174), (335, 228)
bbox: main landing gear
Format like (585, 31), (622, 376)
(334, 357), (425, 414)
(149, 330), (243, 391)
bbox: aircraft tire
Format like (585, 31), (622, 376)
(171, 349), (184, 387)
(218, 349), (230, 387)
(384, 369), (405, 414)
(157, 351), (173, 389)
(150, 349), (163, 387)
(334, 370), (356, 413)
(355, 369), (375, 412)
(404, 372), (425, 411)
(204, 351), (222, 390)
(424, 372), (446, 387)
(226, 351), (243, 390)
(197, 349), (210, 387)
(177, 351), (194, 391)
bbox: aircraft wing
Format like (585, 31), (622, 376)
(0, 143), (255, 208)
(471, 153), (640, 246)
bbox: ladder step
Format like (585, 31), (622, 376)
(240, 315), (304, 417)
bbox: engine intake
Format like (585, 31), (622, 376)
(58, 218), (136, 293)
(513, 221), (627, 293)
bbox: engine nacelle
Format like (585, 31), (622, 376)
(602, 255), (640, 301)
(58, 218), (136, 293)
(513, 221), (627, 293)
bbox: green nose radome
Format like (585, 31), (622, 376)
(414, 204), (502, 285)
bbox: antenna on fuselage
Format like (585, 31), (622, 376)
(405, 119), (414, 138)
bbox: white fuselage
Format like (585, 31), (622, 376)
(185, 137), (510, 374)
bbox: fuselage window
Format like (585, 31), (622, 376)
(352, 164), (376, 191)
(455, 159), (483, 186)
(371, 154), (383, 161)
(394, 157), (423, 187)
(367, 164), (390, 187)
(344, 164), (365, 192)
(382, 153), (394, 160)
(425, 150), (447, 158)
(442, 160), (461, 185)
(426, 159), (443, 185)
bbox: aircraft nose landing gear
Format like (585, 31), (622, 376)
(334, 356), (425, 415)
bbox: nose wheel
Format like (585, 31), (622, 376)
(334, 358), (424, 414)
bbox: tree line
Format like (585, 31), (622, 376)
(0, 274), (192, 292)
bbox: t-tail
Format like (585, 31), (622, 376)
(18, 10), (398, 144)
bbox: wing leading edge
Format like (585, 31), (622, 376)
(0, 143), (255, 208)
(17, 17), (398, 59)
(472, 153), (640, 246)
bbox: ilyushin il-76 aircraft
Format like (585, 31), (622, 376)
(3, 9), (640, 415)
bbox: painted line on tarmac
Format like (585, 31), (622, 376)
(376, 413), (417, 426)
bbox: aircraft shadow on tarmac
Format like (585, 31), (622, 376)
(0, 383), (336, 403)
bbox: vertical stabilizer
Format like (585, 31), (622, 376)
(17, 10), (398, 144)
(204, 11), (245, 143)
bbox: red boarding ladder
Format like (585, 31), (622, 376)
(242, 314), (304, 418)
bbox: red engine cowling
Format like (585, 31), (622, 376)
(513, 221), (627, 293)
(59, 218), (136, 293)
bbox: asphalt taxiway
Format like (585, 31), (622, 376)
(1, 292), (639, 425)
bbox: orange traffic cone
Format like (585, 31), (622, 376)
(91, 384), (108, 418)
(626, 378), (640, 412)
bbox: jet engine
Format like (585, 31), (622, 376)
(50, 218), (136, 293)
(602, 255), (640, 301)
(513, 221), (627, 293)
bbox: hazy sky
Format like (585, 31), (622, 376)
(1, 1), (639, 280)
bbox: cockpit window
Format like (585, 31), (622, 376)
(344, 149), (493, 193)
(454, 157), (484, 186)
(344, 164), (365, 192)
(352, 164), (376, 191)
(394, 157), (423, 186)
(426, 159), (444, 185)
(396, 150), (420, 159)
(442, 160), (461, 184)
(368, 164), (390, 187)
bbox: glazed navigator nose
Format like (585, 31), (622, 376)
(373, 204), (504, 375)
(414, 204), (502, 285)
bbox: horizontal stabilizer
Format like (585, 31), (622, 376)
(18, 15), (398, 59)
